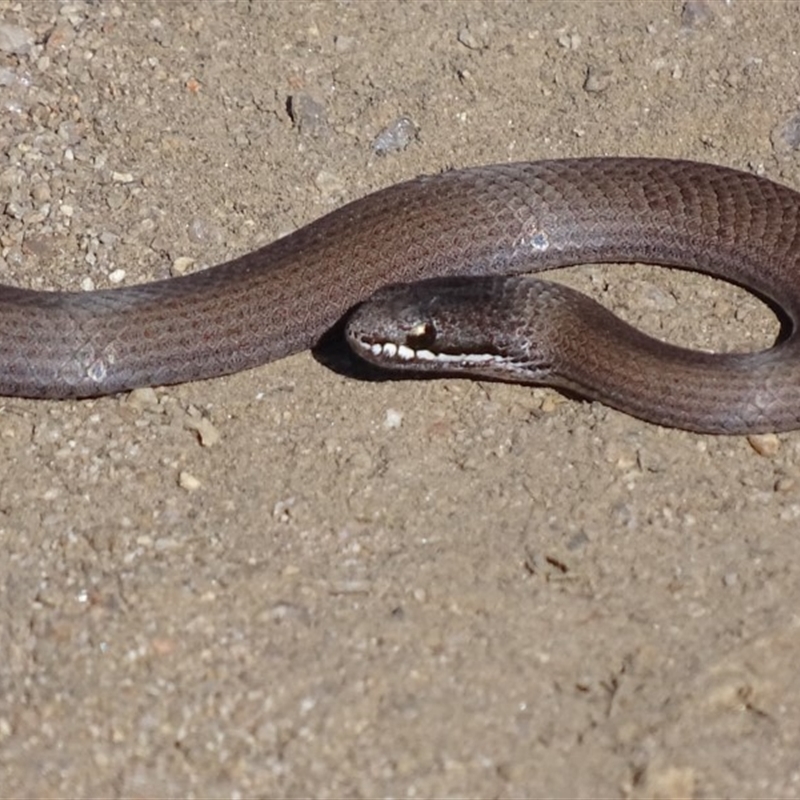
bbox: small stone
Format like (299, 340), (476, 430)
(273, 498), (295, 522)
(681, 0), (713, 29)
(642, 283), (677, 311)
(556, 31), (581, 50)
(45, 20), (74, 52)
(287, 94), (328, 137)
(267, 602), (310, 625)
(178, 471), (201, 491)
(747, 433), (780, 457)
(108, 268), (126, 284)
(333, 35), (355, 53)
(4, 202), (25, 221)
(126, 387), (159, 410)
(771, 112), (800, 154)
(540, 395), (559, 414)
(0, 67), (18, 87)
(637, 766), (695, 800)
(185, 416), (221, 447)
(722, 572), (738, 587)
(0, 167), (24, 189)
(0, 23), (35, 55)
(171, 256), (195, 276)
(25, 210), (46, 226)
(583, 65), (613, 93)
(187, 217), (222, 245)
(31, 183), (51, 203)
(105, 189), (126, 211)
(457, 27), (484, 51)
(111, 171), (134, 184)
(372, 116), (418, 156)
(313, 170), (345, 199)
(384, 408), (403, 429)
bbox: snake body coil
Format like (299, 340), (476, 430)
(4, 158), (800, 433)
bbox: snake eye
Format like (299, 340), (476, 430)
(406, 321), (436, 350)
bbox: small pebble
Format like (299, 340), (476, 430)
(313, 170), (345, 199)
(268, 602), (310, 625)
(105, 189), (127, 211)
(681, 0), (713, 29)
(287, 94), (328, 137)
(178, 471), (201, 491)
(384, 408), (403, 429)
(185, 415), (221, 447)
(5, 202), (24, 221)
(771, 112), (800, 154)
(372, 116), (418, 156)
(747, 433), (780, 457)
(187, 217), (222, 245)
(126, 387), (159, 410)
(31, 183), (51, 203)
(273, 498), (295, 522)
(45, 20), (74, 52)
(556, 31), (581, 50)
(583, 65), (613, 93)
(642, 283), (677, 311)
(333, 35), (355, 53)
(0, 67), (19, 87)
(0, 167), (24, 189)
(457, 27), (484, 51)
(171, 256), (195, 276)
(108, 268), (126, 284)
(539, 393), (560, 414)
(722, 572), (738, 587)
(0, 23), (34, 55)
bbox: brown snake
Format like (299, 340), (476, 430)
(4, 157), (800, 433)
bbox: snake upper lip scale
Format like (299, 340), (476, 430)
(3, 157), (800, 434)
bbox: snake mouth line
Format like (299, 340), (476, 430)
(355, 338), (510, 367)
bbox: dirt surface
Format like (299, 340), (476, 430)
(2, 1), (800, 797)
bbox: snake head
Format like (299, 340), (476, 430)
(344, 276), (558, 382)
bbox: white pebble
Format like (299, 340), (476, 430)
(384, 408), (403, 429)
(171, 256), (195, 275)
(178, 471), (201, 491)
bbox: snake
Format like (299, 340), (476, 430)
(4, 157), (800, 433)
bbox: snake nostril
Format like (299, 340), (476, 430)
(406, 321), (437, 350)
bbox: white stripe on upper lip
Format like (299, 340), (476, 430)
(363, 340), (502, 364)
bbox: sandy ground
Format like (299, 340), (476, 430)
(2, 0), (800, 797)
